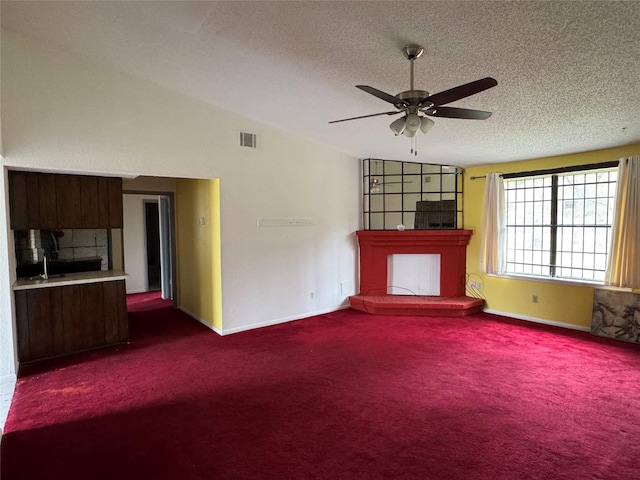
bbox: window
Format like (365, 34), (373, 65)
(504, 166), (618, 283)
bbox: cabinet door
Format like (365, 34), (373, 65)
(80, 283), (107, 349)
(8, 171), (29, 230)
(97, 177), (111, 228)
(80, 176), (100, 228)
(107, 177), (123, 228)
(14, 290), (31, 361)
(103, 280), (129, 344)
(56, 175), (83, 228)
(25, 173), (41, 229)
(38, 174), (58, 230)
(61, 285), (83, 353)
(15, 288), (64, 362)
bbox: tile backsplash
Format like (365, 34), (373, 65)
(15, 229), (110, 270)
(57, 229), (109, 270)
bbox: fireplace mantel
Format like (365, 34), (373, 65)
(356, 230), (473, 298)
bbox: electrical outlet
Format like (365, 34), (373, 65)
(310, 291), (315, 300)
(475, 282), (482, 291)
(532, 295), (538, 303)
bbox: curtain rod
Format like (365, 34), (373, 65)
(469, 160), (620, 180)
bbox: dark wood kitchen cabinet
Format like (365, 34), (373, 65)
(79, 175), (100, 229)
(8, 171), (52, 230)
(38, 173), (58, 230)
(56, 174), (83, 228)
(8, 171), (123, 229)
(14, 280), (129, 363)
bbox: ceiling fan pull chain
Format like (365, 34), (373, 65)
(411, 136), (418, 155)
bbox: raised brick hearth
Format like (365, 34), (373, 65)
(350, 230), (485, 316)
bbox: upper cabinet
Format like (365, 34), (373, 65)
(8, 171), (123, 230)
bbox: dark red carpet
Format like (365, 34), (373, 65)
(2, 293), (640, 479)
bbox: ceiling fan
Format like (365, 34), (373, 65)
(369, 177), (408, 192)
(329, 44), (498, 155)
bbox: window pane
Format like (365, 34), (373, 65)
(504, 167), (616, 283)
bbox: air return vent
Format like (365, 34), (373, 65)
(239, 132), (257, 149)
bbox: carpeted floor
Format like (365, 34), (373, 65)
(2, 293), (640, 479)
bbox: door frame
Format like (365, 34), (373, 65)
(123, 190), (177, 308)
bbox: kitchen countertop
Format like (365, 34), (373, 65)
(13, 270), (128, 291)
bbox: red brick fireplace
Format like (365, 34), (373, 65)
(349, 230), (484, 316)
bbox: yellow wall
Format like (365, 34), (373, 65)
(175, 178), (223, 331)
(465, 142), (640, 328)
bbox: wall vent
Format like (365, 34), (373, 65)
(239, 132), (257, 149)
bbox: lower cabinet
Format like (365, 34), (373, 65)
(14, 280), (129, 363)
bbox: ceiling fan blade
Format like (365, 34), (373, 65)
(356, 85), (409, 106)
(423, 77), (498, 107)
(424, 106), (492, 120)
(329, 111), (401, 124)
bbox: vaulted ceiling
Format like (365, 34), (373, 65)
(2, 1), (639, 167)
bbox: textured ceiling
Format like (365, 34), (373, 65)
(2, 1), (639, 167)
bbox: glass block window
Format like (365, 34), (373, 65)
(504, 166), (618, 282)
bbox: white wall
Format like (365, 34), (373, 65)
(0, 169), (16, 384)
(123, 194), (159, 294)
(0, 9), (18, 392)
(0, 29), (360, 376)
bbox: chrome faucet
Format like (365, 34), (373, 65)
(41, 253), (49, 280)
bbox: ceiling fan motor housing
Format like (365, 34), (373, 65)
(396, 90), (431, 108)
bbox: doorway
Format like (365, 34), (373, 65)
(122, 193), (176, 304)
(144, 201), (161, 291)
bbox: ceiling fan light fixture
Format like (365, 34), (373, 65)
(420, 116), (435, 134)
(389, 117), (406, 136)
(403, 127), (418, 138)
(405, 113), (422, 132)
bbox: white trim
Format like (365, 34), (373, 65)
(487, 272), (633, 292)
(484, 308), (591, 332)
(179, 303), (350, 336)
(127, 288), (154, 295)
(178, 307), (222, 335)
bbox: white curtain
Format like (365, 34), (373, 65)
(479, 173), (506, 274)
(605, 155), (640, 289)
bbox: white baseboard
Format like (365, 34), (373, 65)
(126, 288), (152, 295)
(177, 307), (222, 335)
(484, 308), (591, 332)
(179, 303), (350, 336)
